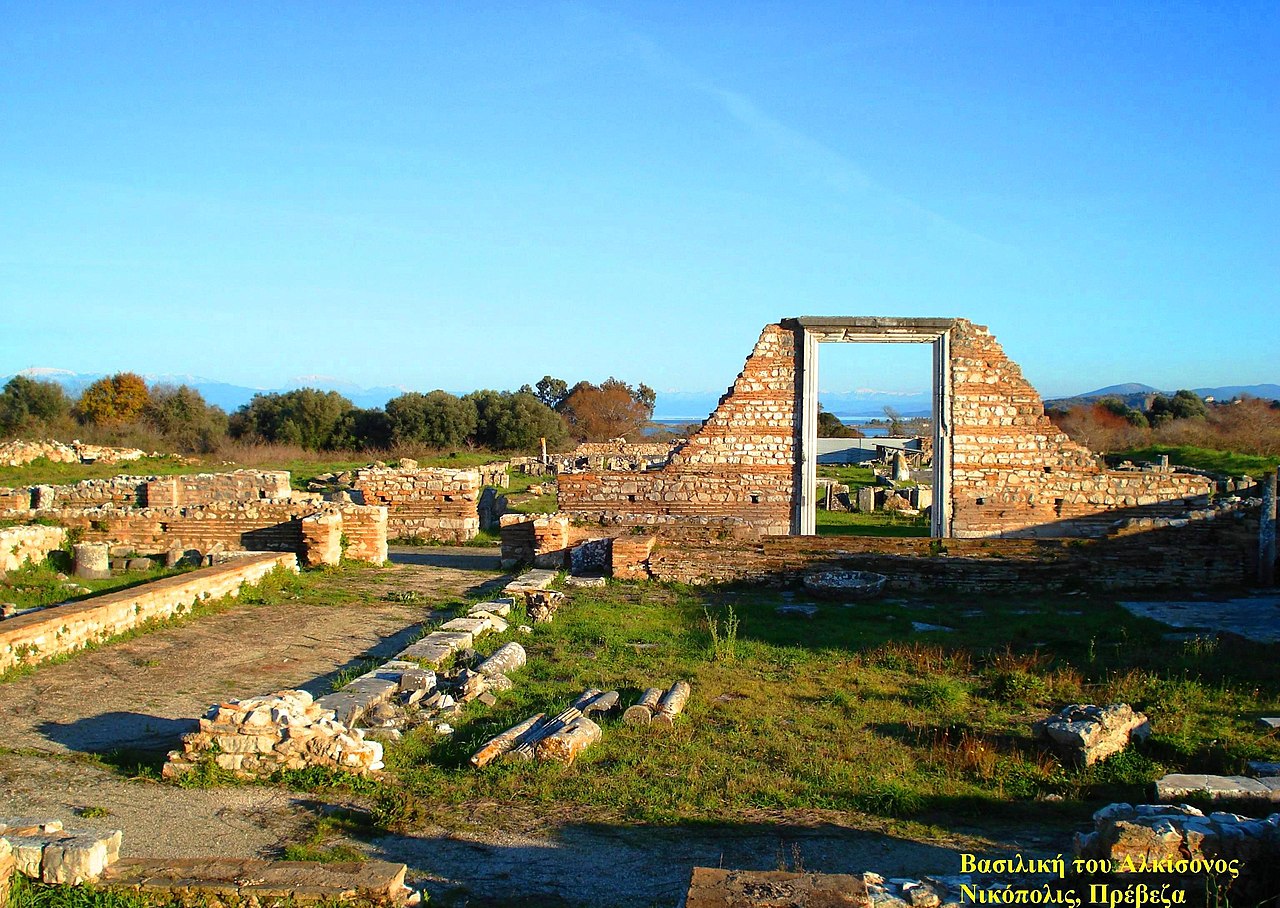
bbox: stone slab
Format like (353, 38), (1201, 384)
(100, 857), (409, 905)
(504, 568), (557, 593)
(1247, 761), (1280, 776)
(1155, 772), (1280, 803)
(440, 616), (496, 637)
(468, 599), (512, 617)
(685, 867), (869, 908)
(1119, 595), (1280, 644)
(417, 630), (473, 650)
(1259, 717), (1280, 730)
(394, 641), (455, 667)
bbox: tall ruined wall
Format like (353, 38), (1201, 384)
(352, 467), (481, 543)
(0, 525), (68, 575)
(947, 321), (1214, 537)
(557, 324), (800, 535)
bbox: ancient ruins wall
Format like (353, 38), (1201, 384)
(0, 553), (298, 672)
(0, 470), (292, 513)
(353, 467), (481, 542)
(947, 321), (1214, 537)
(0, 525), (67, 575)
(557, 324), (799, 535)
(20, 501), (386, 564)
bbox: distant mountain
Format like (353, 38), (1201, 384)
(1076, 383), (1163, 398)
(1046, 382), (1280, 411)
(1192, 384), (1280, 401)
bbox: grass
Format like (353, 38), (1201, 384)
(282, 580), (1280, 835)
(7, 875), (154, 908)
(1110, 445), (1280, 477)
(815, 465), (931, 537)
(0, 447), (514, 491)
(0, 556), (192, 612)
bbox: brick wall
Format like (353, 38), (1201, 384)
(352, 467), (480, 543)
(0, 553), (298, 673)
(557, 324), (799, 535)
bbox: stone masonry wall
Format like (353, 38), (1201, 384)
(557, 324), (799, 535)
(0, 553), (298, 673)
(353, 467), (480, 543)
(0, 525), (68, 575)
(0, 470), (292, 513)
(947, 322), (1214, 537)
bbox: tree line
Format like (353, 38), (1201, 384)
(1048, 391), (1280, 457)
(0, 372), (657, 454)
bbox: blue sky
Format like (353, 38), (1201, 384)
(2, 2), (1276, 403)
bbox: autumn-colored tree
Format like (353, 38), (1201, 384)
(74, 372), (151, 425)
(559, 377), (654, 441)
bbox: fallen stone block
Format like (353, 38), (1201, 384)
(440, 615), (505, 637)
(101, 857), (412, 905)
(467, 599), (513, 618)
(1034, 703), (1150, 766)
(1154, 773), (1280, 805)
(1248, 761), (1280, 776)
(394, 640), (455, 667)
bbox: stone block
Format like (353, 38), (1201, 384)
(1034, 703), (1150, 766)
(72, 542), (110, 580)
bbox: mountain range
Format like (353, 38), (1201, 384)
(5, 369), (1277, 422)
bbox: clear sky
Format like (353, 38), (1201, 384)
(2, 2), (1276, 401)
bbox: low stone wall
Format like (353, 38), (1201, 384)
(0, 439), (149, 467)
(353, 466), (481, 542)
(0, 524), (67, 575)
(642, 517), (1256, 591)
(503, 507), (1256, 592)
(16, 500), (386, 565)
(0, 552), (298, 673)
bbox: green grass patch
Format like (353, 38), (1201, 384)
(1111, 445), (1280, 477)
(285, 581), (1280, 834)
(814, 509), (930, 537)
(0, 556), (192, 612)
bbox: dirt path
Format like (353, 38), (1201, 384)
(0, 548), (1064, 907)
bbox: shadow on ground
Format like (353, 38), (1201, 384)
(38, 711), (197, 754)
(362, 818), (1021, 908)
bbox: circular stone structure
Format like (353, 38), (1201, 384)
(802, 569), (887, 601)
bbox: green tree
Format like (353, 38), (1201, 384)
(1147, 390), (1207, 426)
(469, 390), (568, 450)
(0, 376), (71, 436)
(336, 407), (392, 450)
(1097, 397), (1149, 427)
(818, 408), (864, 438)
(74, 373), (151, 425)
(229, 388), (354, 450)
(144, 384), (229, 452)
(384, 391), (477, 448)
(533, 375), (569, 409)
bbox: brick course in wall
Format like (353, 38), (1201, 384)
(353, 467), (480, 543)
(0, 553), (298, 672)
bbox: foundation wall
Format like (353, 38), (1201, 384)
(353, 467), (481, 543)
(642, 515), (1255, 592)
(0, 553), (298, 672)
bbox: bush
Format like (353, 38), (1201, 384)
(229, 389), (355, 450)
(385, 391), (476, 448)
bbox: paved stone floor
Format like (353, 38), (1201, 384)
(1118, 592), (1280, 643)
